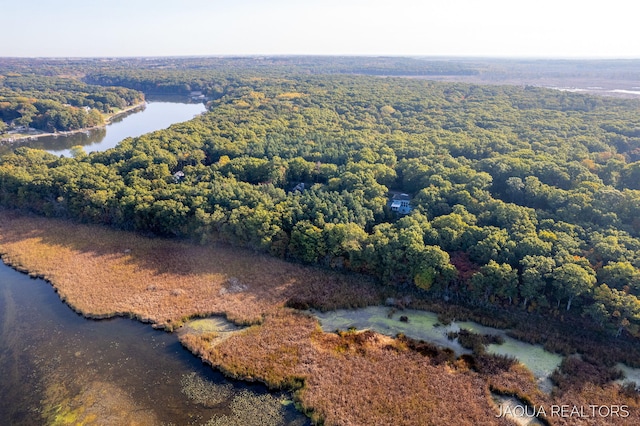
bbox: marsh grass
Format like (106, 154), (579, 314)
(471, 353), (519, 376)
(485, 359), (640, 425)
(0, 210), (381, 328)
(183, 308), (640, 425)
(447, 329), (504, 354)
(4, 210), (640, 425)
(396, 334), (457, 365)
(182, 309), (516, 425)
(551, 356), (624, 395)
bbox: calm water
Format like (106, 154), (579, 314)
(0, 99), (206, 157)
(0, 261), (308, 425)
(312, 306), (560, 392)
(313, 306), (640, 393)
(0, 98), (308, 424)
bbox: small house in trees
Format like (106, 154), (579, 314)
(390, 193), (412, 215)
(190, 91), (205, 100)
(172, 170), (185, 183)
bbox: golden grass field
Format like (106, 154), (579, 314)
(1, 209), (638, 425)
(0, 209), (380, 328)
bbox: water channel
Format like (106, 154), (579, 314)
(311, 305), (640, 394)
(0, 262), (307, 425)
(0, 97), (207, 157)
(0, 99), (308, 425)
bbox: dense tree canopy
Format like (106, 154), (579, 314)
(0, 74), (143, 133)
(1, 57), (640, 338)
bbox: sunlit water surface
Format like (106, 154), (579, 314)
(0, 98), (206, 157)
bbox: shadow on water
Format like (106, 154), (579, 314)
(0, 262), (309, 425)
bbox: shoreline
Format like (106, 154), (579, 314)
(1, 211), (639, 425)
(0, 101), (146, 145)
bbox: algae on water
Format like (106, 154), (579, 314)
(180, 372), (233, 407)
(205, 390), (305, 426)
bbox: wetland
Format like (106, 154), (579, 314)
(0, 260), (307, 425)
(2, 211), (640, 425)
(3, 57), (640, 425)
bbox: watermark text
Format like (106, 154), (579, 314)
(497, 404), (630, 418)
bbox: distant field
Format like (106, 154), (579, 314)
(419, 75), (640, 98)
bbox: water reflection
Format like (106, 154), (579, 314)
(0, 99), (206, 157)
(0, 262), (308, 425)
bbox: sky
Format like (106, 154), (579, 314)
(2, 0), (638, 58)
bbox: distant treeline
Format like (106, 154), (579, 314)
(1, 59), (640, 339)
(0, 74), (143, 133)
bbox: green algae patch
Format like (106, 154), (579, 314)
(487, 339), (562, 393)
(48, 402), (81, 425)
(312, 306), (469, 355)
(205, 390), (306, 426)
(312, 306), (564, 391)
(179, 316), (248, 350)
(42, 380), (158, 426)
(185, 317), (244, 334)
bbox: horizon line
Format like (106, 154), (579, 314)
(2, 54), (640, 61)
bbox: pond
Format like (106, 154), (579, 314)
(0, 261), (308, 425)
(312, 305), (561, 393)
(0, 97), (207, 157)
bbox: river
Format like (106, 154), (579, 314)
(0, 99), (308, 425)
(0, 97), (207, 157)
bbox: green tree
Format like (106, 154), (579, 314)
(288, 220), (325, 263)
(471, 260), (518, 304)
(591, 284), (640, 336)
(552, 262), (596, 311)
(322, 222), (368, 268)
(620, 162), (640, 190)
(16, 102), (37, 127)
(598, 261), (640, 294)
(519, 255), (555, 309)
(69, 145), (87, 158)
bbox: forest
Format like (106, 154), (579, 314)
(1, 57), (640, 341)
(0, 73), (143, 133)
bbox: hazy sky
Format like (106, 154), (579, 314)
(2, 0), (638, 58)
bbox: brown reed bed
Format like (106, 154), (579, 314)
(181, 309), (517, 426)
(183, 310), (640, 425)
(2, 209), (639, 425)
(180, 302), (640, 425)
(0, 209), (381, 328)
